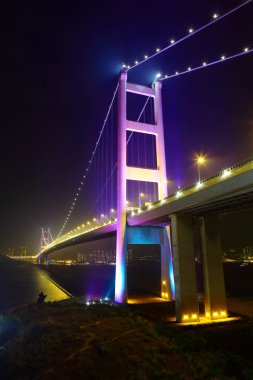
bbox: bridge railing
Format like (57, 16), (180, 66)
(127, 156), (253, 217)
(40, 217), (118, 254)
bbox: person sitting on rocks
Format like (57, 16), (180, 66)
(37, 292), (47, 304)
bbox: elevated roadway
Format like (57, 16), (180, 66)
(39, 158), (253, 260)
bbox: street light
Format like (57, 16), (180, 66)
(100, 213), (107, 223)
(92, 217), (98, 228)
(139, 192), (145, 207)
(195, 154), (206, 182)
(110, 208), (115, 220)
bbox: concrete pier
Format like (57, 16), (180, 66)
(200, 215), (227, 319)
(171, 214), (199, 322)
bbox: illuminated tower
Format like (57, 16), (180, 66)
(115, 70), (174, 303)
(38, 228), (53, 264)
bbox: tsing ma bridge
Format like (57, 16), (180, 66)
(38, 73), (253, 323)
(38, 2), (253, 323)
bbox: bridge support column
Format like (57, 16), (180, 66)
(171, 214), (199, 322)
(160, 226), (175, 300)
(115, 71), (128, 303)
(199, 215), (227, 320)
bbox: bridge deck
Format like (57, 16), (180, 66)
(39, 158), (253, 259)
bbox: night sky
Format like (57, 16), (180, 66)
(1, 0), (253, 254)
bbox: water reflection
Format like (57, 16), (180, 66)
(32, 266), (70, 302)
(0, 257), (69, 312)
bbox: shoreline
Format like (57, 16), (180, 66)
(38, 269), (74, 299)
(1, 295), (252, 347)
(0, 297), (253, 379)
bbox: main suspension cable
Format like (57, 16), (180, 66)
(160, 48), (253, 81)
(125, 0), (252, 72)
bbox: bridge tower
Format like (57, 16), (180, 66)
(115, 70), (174, 303)
(38, 228), (53, 264)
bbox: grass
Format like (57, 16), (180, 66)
(0, 299), (253, 379)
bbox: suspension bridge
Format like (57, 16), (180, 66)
(35, 2), (253, 323)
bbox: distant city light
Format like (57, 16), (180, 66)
(221, 55), (225, 60)
(170, 39), (175, 44)
(156, 47), (160, 52)
(188, 28), (194, 33)
(156, 72), (162, 79)
(213, 13), (219, 19)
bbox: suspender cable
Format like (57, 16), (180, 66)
(89, 96), (151, 216)
(56, 83), (119, 238)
